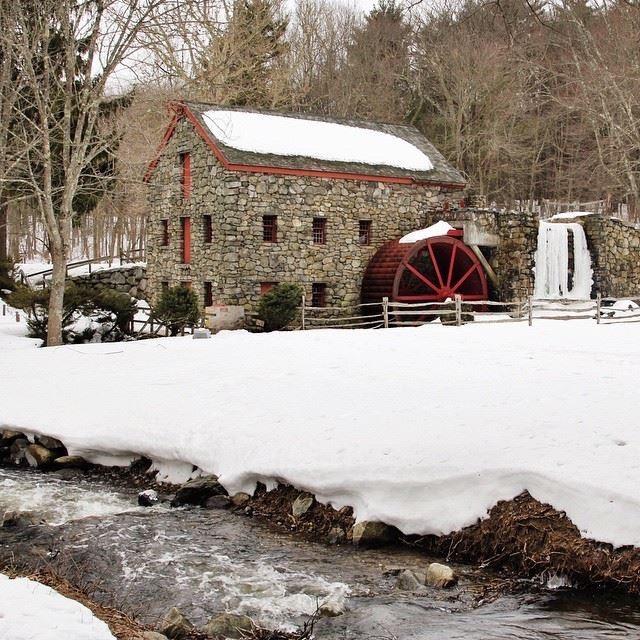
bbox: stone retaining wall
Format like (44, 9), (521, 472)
(578, 215), (640, 298)
(70, 265), (148, 300)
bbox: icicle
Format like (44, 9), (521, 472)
(534, 221), (593, 299)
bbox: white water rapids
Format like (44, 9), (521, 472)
(534, 221), (593, 299)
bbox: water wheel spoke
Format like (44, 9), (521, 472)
(427, 243), (444, 288)
(402, 260), (439, 293)
(446, 244), (457, 288)
(452, 264), (479, 292)
(394, 294), (441, 302)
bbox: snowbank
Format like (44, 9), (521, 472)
(399, 220), (454, 244)
(202, 110), (434, 172)
(0, 574), (115, 640)
(1, 316), (640, 549)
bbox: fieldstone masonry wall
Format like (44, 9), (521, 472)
(70, 266), (148, 300)
(146, 119), (455, 311)
(579, 215), (640, 298)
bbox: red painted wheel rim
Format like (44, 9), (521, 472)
(392, 236), (488, 303)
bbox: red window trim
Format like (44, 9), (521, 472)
(260, 282), (278, 295)
(359, 220), (372, 245)
(263, 215), (277, 242)
(181, 216), (191, 264)
(312, 218), (326, 244)
(311, 283), (326, 308)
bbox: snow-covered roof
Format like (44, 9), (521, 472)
(181, 102), (466, 186)
(202, 110), (433, 172)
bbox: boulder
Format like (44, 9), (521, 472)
(170, 475), (227, 508)
(292, 493), (314, 517)
(159, 608), (194, 640)
(204, 495), (230, 509)
(230, 492), (251, 508)
(203, 613), (256, 639)
(318, 599), (345, 617)
(52, 455), (89, 470)
(1, 429), (23, 445)
(138, 489), (159, 507)
(351, 521), (396, 547)
(396, 570), (424, 591)
(142, 633), (168, 640)
(2, 510), (42, 528)
(25, 444), (56, 469)
(9, 438), (28, 465)
(327, 527), (346, 545)
(35, 435), (65, 452)
(425, 563), (458, 588)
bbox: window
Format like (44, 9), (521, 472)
(180, 152), (191, 199)
(359, 220), (372, 245)
(204, 281), (213, 307)
(161, 281), (169, 294)
(203, 215), (213, 244)
(181, 217), (191, 264)
(312, 218), (326, 244)
(263, 215), (277, 242)
(181, 281), (192, 289)
(311, 283), (326, 308)
(160, 220), (169, 246)
(260, 282), (278, 296)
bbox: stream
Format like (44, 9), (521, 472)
(1, 467), (640, 639)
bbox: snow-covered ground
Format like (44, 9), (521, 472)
(1, 298), (640, 549)
(0, 575), (115, 640)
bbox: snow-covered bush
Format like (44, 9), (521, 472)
(257, 283), (303, 331)
(6, 283), (136, 344)
(153, 285), (201, 336)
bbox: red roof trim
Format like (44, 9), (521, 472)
(144, 102), (465, 190)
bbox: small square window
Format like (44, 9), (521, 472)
(203, 215), (213, 244)
(312, 218), (326, 244)
(160, 220), (169, 246)
(359, 220), (372, 245)
(181, 281), (191, 289)
(161, 281), (169, 293)
(263, 215), (277, 242)
(260, 282), (278, 296)
(204, 281), (213, 307)
(311, 283), (326, 308)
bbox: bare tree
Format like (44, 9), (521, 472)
(2, 0), (173, 345)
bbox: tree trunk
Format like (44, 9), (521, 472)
(46, 240), (67, 346)
(0, 199), (7, 263)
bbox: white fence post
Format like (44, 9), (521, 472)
(301, 294), (306, 330)
(528, 296), (533, 326)
(596, 292), (601, 324)
(382, 297), (389, 328)
(455, 294), (462, 326)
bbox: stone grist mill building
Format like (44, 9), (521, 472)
(145, 101), (640, 325)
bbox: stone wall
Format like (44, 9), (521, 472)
(579, 215), (640, 297)
(146, 119), (457, 311)
(70, 265), (148, 300)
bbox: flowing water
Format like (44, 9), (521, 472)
(1, 467), (640, 639)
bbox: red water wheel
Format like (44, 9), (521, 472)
(362, 233), (488, 321)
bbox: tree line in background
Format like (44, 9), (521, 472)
(0, 0), (639, 344)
